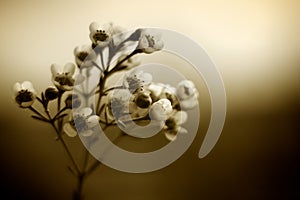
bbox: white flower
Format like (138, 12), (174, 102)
(89, 22), (124, 47)
(149, 98), (172, 121)
(63, 107), (99, 137)
(137, 29), (164, 54)
(51, 63), (75, 91)
(74, 45), (97, 68)
(164, 111), (188, 141)
(108, 89), (132, 119)
(123, 69), (152, 93)
(13, 81), (37, 108)
(89, 22), (111, 47)
(176, 80), (199, 110)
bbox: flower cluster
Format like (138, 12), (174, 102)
(12, 21), (199, 200)
(108, 69), (198, 141)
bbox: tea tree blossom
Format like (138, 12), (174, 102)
(176, 80), (199, 110)
(164, 110), (188, 141)
(123, 69), (152, 93)
(137, 29), (164, 54)
(149, 98), (172, 121)
(13, 81), (37, 108)
(51, 63), (76, 91)
(63, 107), (99, 137)
(74, 45), (97, 68)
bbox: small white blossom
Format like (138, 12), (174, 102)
(13, 81), (37, 108)
(63, 107), (99, 137)
(51, 63), (76, 91)
(74, 45), (97, 68)
(176, 80), (199, 110)
(164, 111), (188, 141)
(123, 69), (152, 93)
(149, 98), (172, 121)
(137, 29), (164, 54)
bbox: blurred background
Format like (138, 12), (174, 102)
(0, 0), (299, 199)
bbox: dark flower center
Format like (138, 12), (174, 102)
(77, 52), (89, 61)
(54, 74), (74, 86)
(145, 35), (155, 47)
(15, 90), (34, 104)
(165, 117), (176, 129)
(93, 30), (109, 42)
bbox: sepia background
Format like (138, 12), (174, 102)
(0, 0), (299, 199)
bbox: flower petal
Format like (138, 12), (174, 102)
(81, 130), (93, 137)
(51, 63), (60, 75)
(64, 63), (75, 75)
(13, 82), (21, 96)
(178, 127), (188, 134)
(21, 81), (34, 90)
(173, 111), (188, 125)
(89, 22), (100, 32)
(180, 95), (198, 110)
(63, 123), (77, 137)
(165, 131), (177, 141)
(138, 72), (152, 85)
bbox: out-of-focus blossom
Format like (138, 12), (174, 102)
(123, 69), (152, 93)
(149, 98), (172, 121)
(176, 80), (199, 110)
(63, 107), (99, 137)
(148, 83), (178, 107)
(51, 63), (76, 91)
(45, 86), (59, 101)
(164, 110), (188, 141)
(137, 29), (164, 54)
(74, 45), (97, 68)
(13, 81), (37, 108)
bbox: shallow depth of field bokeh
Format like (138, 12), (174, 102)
(0, 0), (299, 199)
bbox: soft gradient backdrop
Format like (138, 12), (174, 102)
(0, 0), (299, 199)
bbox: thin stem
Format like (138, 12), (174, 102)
(52, 107), (68, 121)
(28, 106), (48, 121)
(50, 122), (81, 175)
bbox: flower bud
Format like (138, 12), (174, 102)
(45, 86), (59, 100)
(149, 98), (172, 121)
